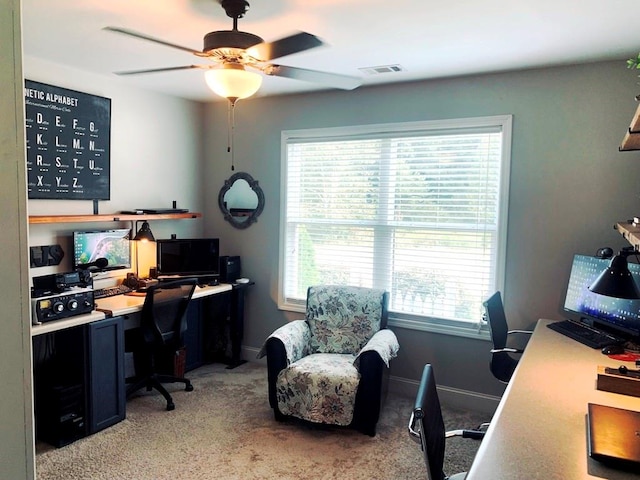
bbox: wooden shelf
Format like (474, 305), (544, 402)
(28, 212), (202, 224)
(619, 96), (640, 151)
(620, 130), (640, 151)
(615, 221), (640, 250)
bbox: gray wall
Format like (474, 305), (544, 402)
(203, 60), (640, 398)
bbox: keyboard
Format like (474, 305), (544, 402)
(94, 284), (133, 299)
(547, 319), (621, 349)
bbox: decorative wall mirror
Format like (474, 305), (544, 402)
(218, 172), (265, 229)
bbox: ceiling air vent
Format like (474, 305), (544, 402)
(358, 64), (405, 75)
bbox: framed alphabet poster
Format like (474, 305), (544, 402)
(24, 80), (111, 200)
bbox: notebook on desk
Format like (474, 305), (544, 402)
(587, 403), (640, 467)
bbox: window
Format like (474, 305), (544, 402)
(279, 115), (512, 336)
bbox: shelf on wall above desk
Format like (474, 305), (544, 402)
(615, 221), (640, 250)
(619, 97), (640, 151)
(28, 212), (202, 224)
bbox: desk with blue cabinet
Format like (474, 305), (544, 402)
(31, 283), (248, 447)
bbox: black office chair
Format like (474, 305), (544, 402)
(126, 279), (197, 411)
(409, 364), (485, 480)
(482, 291), (532, 384)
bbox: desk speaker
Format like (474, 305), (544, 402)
(219, 256), (241, 283)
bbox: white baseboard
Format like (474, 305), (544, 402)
(245, 346), (266, 364)
(242, 346), (501, 416)
(389, 375), (500, 415)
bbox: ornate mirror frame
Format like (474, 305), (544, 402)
(218, 171), (265, 229)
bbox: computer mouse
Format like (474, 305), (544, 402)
(601, 344), (625, 355)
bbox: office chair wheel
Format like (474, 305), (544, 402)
(166, 401), (175, 411)
(185, 383), (194, 392)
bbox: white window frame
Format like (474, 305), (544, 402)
(279, 115), (512, 338)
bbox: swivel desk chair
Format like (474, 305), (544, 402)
(483, 291), (532, 384)
(126, 279), (196, 411)
(408, 364), (485, 480)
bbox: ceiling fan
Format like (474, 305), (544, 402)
(104, 0), (362, 101)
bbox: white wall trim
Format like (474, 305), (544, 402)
(389, 375), (500, 415)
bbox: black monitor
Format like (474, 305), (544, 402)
(73, 229), (132, 271)
(563, 254), (640, 340)
(156, 238), (220, 281)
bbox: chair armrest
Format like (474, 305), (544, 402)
(508, 329), (533, 336)
(446, 421), (488, 440)
(354, 329), (399, 368)
(256, 319), (311, 364)
(446, 428), (486, 440)
(498, 329), (532, 355)
(258, 320), (312, 411)
(490, 347), (523, 354)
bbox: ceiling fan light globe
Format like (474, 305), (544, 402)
(204, 67), (262, 100)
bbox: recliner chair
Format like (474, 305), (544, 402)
(483, 291), (532, 384)
(258, 285), (399, 436)
(126, 279), (197, 411)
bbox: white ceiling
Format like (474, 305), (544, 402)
(20, 0), (640, 102)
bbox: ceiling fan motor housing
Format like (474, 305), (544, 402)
(204, 30), (263, 52)
(220, 0), (250, 19)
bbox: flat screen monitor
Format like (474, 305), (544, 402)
(563, 254), (640, 340)
(73, 229), (131, 271)
(156, 238), (220, 279)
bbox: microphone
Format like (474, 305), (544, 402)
(78, 257), (108, 270)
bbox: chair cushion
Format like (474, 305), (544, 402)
(276, 353), (360, 426)
(306, 285), (385, 354)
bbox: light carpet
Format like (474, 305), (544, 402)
(36, 362), (485, 479)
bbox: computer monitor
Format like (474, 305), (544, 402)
(563, 254), (640, 340)
(156, 238), (220, 281)
(73, 229), (132, 271)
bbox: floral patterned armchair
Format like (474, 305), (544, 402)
(258, 285), (399, 436)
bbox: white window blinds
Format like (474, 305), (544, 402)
(280, 116), (512, 333)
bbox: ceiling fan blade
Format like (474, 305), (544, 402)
(114, 65), (203, 76)
(248, 32), (323, 61)
(103, 27), (203, 56)
(266, 64), (362, 90)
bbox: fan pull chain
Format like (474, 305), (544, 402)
(226, 99), (236, 171)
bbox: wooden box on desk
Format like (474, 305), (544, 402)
(596, 365), (640, 397)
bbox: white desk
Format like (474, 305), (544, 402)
(466, 319), (640, 479)
(31, 283), (233, 336)
(31, 310), (106, 336)
(94, 283), (232, 317)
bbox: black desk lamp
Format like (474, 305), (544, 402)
(589, 248), (640, 299)
(133, 221), (155, 278)
(133, 221), (155, 242)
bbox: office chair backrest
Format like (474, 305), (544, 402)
(410, 364), (446, 480)
(141, 279), (197, 347)
(483, 291), (520, 383)
(483, 291), (508, 349)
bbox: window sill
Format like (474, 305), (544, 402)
(389, 316), (490, 340)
